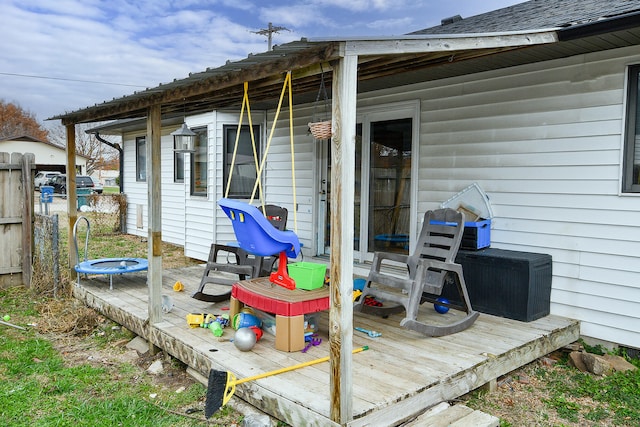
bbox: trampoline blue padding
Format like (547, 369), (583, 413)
(75, 258), (149, 275)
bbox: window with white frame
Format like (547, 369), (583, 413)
(136, 136), (146, 182)
(223, 124), (261, 199)
(190, 127), (208, 196)
(623, 64), (640, 193)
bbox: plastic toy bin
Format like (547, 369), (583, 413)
(288, 262), (326, 290)
(461, 219), (491, 250)
(440, 182), (493, 250)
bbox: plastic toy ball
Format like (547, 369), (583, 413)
(234, 327), (257, 351)
(232, 312), (262, 330)
(249, 325), (263, 341)
(434, 297), (450, 314)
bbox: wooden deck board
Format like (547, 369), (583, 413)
(72, 265), (580, 427)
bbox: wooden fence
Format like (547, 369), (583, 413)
(0, 152), (35, 288)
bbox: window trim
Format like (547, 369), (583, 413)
(174, 151), (184, 183)
(190, 127), (208, 196)
(223, 124), (261, 199)
(135, 136), (146, 182)
(623, 64), (640, 193)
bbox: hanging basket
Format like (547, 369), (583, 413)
(308, 120), (332, 140)
(309, 67), (331, 140)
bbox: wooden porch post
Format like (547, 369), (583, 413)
(65, 123), (78, 275)
(146, 105), (163, 325)
(329, 52), (358, 424)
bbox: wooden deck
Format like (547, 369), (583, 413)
(72, 265), (579, 427)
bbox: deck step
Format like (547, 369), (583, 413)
(403, 402), (499, 427)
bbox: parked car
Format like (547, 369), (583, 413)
(34, 171), (61, 190)
(90, 177), (103, 194)
(48, 174), (95, 195)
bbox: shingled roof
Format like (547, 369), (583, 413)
(412, 0), (640, 34)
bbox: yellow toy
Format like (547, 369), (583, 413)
(186, 313), (214, 328)
(173, 281), (184, 291)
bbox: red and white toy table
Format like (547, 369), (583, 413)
(230, 277), (330, 352)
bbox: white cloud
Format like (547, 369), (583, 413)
(0, 0), (524, 122)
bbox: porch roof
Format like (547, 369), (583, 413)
(50, 16), (640, 128)
(50, 31), (566, 126)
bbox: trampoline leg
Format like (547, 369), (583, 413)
(109, 275), (113, 290)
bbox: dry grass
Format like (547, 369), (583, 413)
(36, 298), (102, 335)
(460, 349), (640, 426)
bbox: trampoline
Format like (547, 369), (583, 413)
(73, 217), (148, 289)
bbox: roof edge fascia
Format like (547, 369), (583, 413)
(309, 28), (560, 56)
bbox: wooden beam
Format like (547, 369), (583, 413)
(147, 105), (163, 325)
(343, 31), (559, 56)
(329, 51), (358, 424)
(65, 124), (78, 276)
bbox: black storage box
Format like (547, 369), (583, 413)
(442, 248), (552, 322)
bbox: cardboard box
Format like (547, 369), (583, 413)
(275, 314), (305, 352)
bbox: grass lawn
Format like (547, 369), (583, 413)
(3, 214), (245, 426)
(0, 286), (245, 426)
(103, 186), (120, 194)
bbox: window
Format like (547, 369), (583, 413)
(174, 152), (184, 183)
(223, 125), (261, 198)
(623, 64), (640, 193)
(136, 136), (146, 182)
(190, 127), (208, 196)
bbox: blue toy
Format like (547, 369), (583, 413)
(434, 297), (450, 314)
(232, 312), (262, 330)
(218, 198), (301, 289)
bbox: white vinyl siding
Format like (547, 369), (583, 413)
(123, 127), (185, 246)
(183, 113), (215, 261)
(407, 45), (640, 348)
(262, 104), (317, 254)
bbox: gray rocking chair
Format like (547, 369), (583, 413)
(354, 208), (479, 336)
(192, 204), (288, 302)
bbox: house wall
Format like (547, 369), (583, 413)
(382, 44), (638, 349)
(262, 103), (318, 252)
(122, 126), (186, 246)
(0, 139), (87, 173)
(183, 112), (216, 261)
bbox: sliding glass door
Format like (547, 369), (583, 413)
(318, 102), (419, 261)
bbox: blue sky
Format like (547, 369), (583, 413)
(0, 0), (524, 125)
